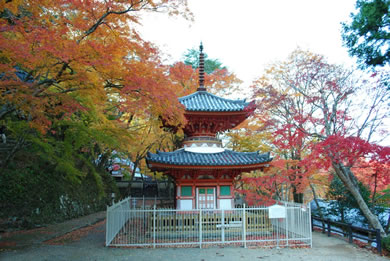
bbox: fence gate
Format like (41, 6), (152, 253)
(106, 198), (312, 248)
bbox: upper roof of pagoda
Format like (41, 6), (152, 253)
(146, 149), (271, 169)
(179, 91), (252, 112)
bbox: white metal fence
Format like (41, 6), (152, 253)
(106, 199), (312, 248)
(105, 197), (131, 246)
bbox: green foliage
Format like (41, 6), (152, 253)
(375, 188), (390, 207)
(0, 152), (117, 228)
(0, 110), (119, 228)
(326, 175), (371, 223)
(382, 235), (390, 252)
(342, 0), (390, 68)
(183, 48), (225, 74)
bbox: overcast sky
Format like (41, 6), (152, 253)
(139, 0), (357, 89)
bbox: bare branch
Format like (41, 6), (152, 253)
(78, 0), (149, 43)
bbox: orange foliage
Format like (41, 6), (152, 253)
(0, 0), (191, 133)
(353, 158), (390, 194)
(169, 61), (242, 97)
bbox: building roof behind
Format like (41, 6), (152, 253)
(146, 149), (271, 167)
(179, 91), (250, 112)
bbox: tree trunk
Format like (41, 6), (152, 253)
(371, 172), (378, 204)
(292, 184), (304, 203)
(333, 162), (386, 236)
(341, 207), (345, 223)
(0, 136), (25, 171)
(126, 158), (139, 197)
(309, 183), (326, 228)
(97, 150), (111, 170)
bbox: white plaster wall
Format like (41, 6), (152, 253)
(178, 199), (193, 210)
(219, 199), (232, 210)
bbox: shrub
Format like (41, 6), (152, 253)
(382, 235), (390, 252)
(0, 151), (117, 228)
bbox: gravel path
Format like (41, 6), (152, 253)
(1, 213), (388, 261)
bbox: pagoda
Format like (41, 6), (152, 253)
(146, 44), (272, 210)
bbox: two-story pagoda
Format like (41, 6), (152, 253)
(146, 44), (272, 210)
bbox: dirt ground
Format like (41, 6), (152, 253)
(0, 212), (389, 261)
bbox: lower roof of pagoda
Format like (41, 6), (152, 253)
(146, 149), (272, 171)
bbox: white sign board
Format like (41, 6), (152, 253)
(268, 204), (286, 219)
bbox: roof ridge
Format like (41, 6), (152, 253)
(223, 149), (259, 154)
(178, 91), (199, 101)
(204, 91), (247, 103)
(179, 91), (247, 104)
(156, 148), (185, 155)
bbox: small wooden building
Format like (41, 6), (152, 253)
(146, 44), (272, 210)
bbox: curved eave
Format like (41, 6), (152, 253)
(183, 110), (251, 116)
(147, 161), (271, 172)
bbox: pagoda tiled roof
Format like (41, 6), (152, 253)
(179, 91), (251, 112)
(146, 149), (271, 167)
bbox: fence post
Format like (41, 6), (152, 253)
(311, 215), (314, 232)
(327, 221), (331, 237)
(243, 204), (246, 248)
(105, 205), (109, 246)
(199, 209), (202, 249)
(322, 218), (326, 234)
(153, 205), (156, 248)
(221, 209), (225, 243)
(376, 229), (382, 255)
(285, 202), (288, 247)
(120, 202), (124, 241)
(348, 224), (353, 244)
(308, 203), (313, 248)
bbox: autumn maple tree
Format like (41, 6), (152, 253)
(0, 0), (191, 225)
(246, 57), (318, 204)
(251, 48), (390, 235)
(224, 117), (276, 205)
(225, 117), (272, 153)
(3, 0), (190, 123)
(353, 158), (390, 204)
(0, 0), (190, 166)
